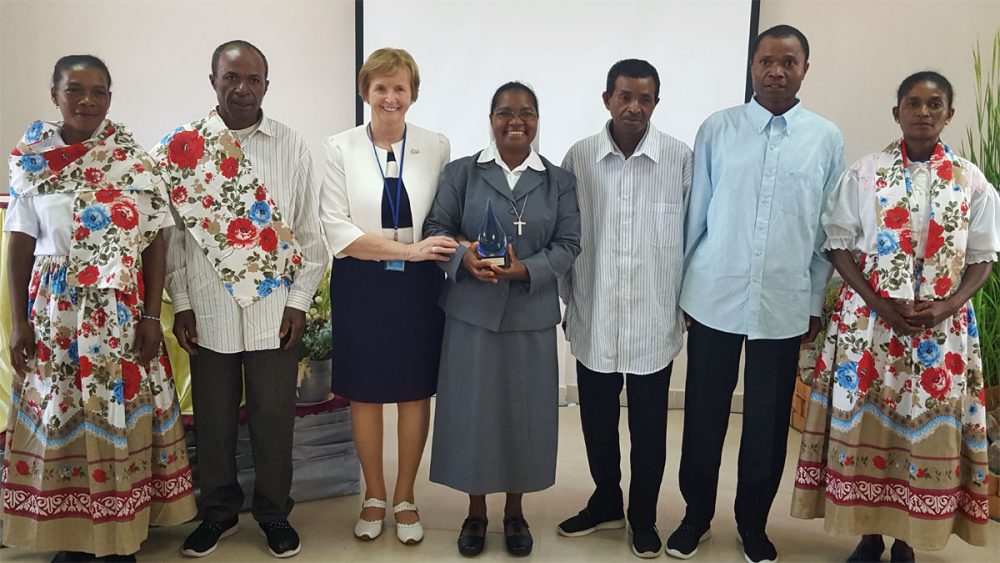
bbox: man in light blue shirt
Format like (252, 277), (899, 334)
(666, 25), (844, 563)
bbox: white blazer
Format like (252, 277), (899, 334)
(319, 122), (451, 258)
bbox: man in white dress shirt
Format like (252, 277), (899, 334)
(155, 40), (326, 559)
(557, 59), (691, 559)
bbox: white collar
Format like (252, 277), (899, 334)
(477, 143), (545, 173)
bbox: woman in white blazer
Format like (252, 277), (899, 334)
(318, 48), (457, 545)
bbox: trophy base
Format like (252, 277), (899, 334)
(481, 255), (510, 268)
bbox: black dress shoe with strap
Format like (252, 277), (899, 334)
(457, 516), (488, 557)
(503, 516), (533, 557)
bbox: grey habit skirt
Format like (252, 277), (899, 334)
(430, 317), (559, 495)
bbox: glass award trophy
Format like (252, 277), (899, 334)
(476, 199), (510, 267)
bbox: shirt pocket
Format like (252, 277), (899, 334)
(649, 202), (683, 248)
(777, 169), (822, 218)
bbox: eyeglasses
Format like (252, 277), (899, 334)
(492, 109), (538, 121)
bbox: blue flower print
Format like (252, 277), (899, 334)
(280, 242), (290, 250)
(282, 276), (292, 288)
(876, 232), (899, 256)
(51, 266), (68, 296)
(9, 185), (18, 198)
(70, 288), (79, 306)
(917, 340), (941, 368)
(25, 121), (44, 142)
(114, 380), (124, 403)
(159, 451), (170, 464)
(20, 154), (47, 174)
(80, 205), (111, 231)
(68, 340), (79, 364)
(878, 196), (890, 207)
(26, 298), (35, 314)
(967, 308), (979, 338)
(909, 463), (917, 477)
(835, 361), (859, 391)
(257, 277), (280, 298)
(225, 282), (234, 295)
(90, 344), (102, 356)
(249, 201), (272, 227)
(117, 302), (132, 326)
(968, 403), (979, 417)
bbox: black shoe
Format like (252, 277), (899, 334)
(557, 508), (626, 537)
(665, 521), (711, 559)
(739, 530), (777, 563)
(630, 525), (663, 559)
(890, 540), (915, 563)
(101, 556), (137, 562)
(457, 516), (488, 557)
(181, 517), (239, 557)
(503, 516), (533, 557)
(259, 520), (301, 558)
(52, 552), (96, 563)
(847, 536), (885, 562)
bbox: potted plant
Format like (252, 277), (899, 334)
(297, 271), (333, 403)
(964, 29), (1000, 520)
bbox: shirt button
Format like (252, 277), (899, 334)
(765, 170), (775, 177)
(769, 144), (778, 151)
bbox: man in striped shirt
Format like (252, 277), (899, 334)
(556, 59), (692, 559)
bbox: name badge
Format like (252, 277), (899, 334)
(385, 260), (406, 272)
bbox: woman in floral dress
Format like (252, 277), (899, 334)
(2, 55), (195, 562)
(791, 71), (998, 562)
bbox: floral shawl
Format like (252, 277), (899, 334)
(870, 139), (970, 300)
(151, 110), (302, 308)
(8, 119), (168, 291)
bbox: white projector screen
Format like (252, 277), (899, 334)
(363, 0), (755, 162)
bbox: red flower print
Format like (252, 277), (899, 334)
(888, 337), (904, 357)
(83, 167), (105, 184)
(110, 200), (139, 230)
(77, 265), (100, 286)
(226, 218), (258, 248)
(899, 229), (913, 254)
(132, 163), (145, 173)
(857, 350), (879, 392)
(884, 207), (909, 229)
(924, 220), (945, 258)
(72, 467), (81, 477)
(122, 360), (141, 401)
(876, 178), (887, 189)
(960, 201), (969, 214)
(74, 226), (90, 241)
(933, 277), (951, 297)
(57, 336), (71, 350)
(220, 157), (239, 178)
(292, 254), (302, 265)
(920, 367), (951, 400)
(936, 160), (953, 181)
(79, 355), (93, 378)
(903, 379), (913, 392)
(944, 352), (964, 375)
(873, 455), (887, 469)
(955, 465), (961, 477)
(167, 130), (205, 169)
(109, 337), (120, 349)
(200, 218), (211, 230)
(92, 469), (107, 483)
(15, 460), (30, 475)
(43, 144), (89, 172)
(122, 255), (134, 269)
(201, 195), (214, 209)
(160, 355), (173, 379)
(917, 468), (926, 478)
(171, 186), (188, 205)
(112, 148), (127, 161)
(95, 188), (118, 203)
(36, 341), (51, 362)
(255, 185), (267, 201)
(815, 355), (826, 374)
(259, 227), (278, 252)
(204, 172), (214, 183)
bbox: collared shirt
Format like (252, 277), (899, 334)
(680, 98), (844, 340)
(560, 121), (692, 375)
(477, 143), (545, 189)
(163, 113), (328, 353)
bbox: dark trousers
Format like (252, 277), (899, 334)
(678, 319), (801, 533)
(577, 361), (672, 530)
(190, 345), (298, 523)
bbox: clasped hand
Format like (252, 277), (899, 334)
(462, 242), (529, 284)
(874, 298), (955, 335)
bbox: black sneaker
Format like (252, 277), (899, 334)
(259, 520), (301, 558)
(630, 526), (663, 559)
(665, 521), (711, 559)
(181, 517), (239, 557)
(557, 508), (626, 537)
(51, 552), (96, 563)
(739, 531), (777, 563)
(102, 556), (137, 563)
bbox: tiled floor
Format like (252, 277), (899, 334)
(4, 405), (998, 562)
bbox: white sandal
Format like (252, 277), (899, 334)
(354, 497), (387, 540)
(393, 501), (424, 545)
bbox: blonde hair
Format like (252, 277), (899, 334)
(358, 48), (420, 102)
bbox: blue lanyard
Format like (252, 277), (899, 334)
(369, 123), (407, 232)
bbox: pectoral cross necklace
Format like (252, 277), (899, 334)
(511, 195), (529, 236)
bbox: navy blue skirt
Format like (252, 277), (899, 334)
(329, 257), (444, 403)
